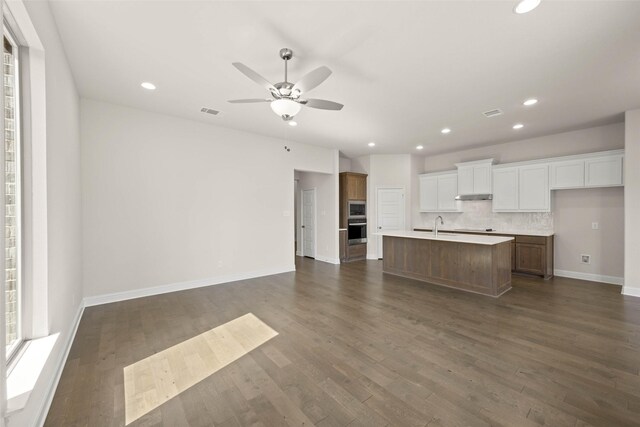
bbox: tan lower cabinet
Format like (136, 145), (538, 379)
(515, 243), (545, 275)
(347, 243), (367, 261)
(515, 235), (553, 279)
(339, 230), (347, 262)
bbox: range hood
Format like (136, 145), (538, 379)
(455, 194), (493, 201)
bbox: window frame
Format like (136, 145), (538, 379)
(3, 23), (24, 364)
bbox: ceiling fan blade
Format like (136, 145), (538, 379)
(227, 98), (272, 103)
(292, 66), (332, 94)
(303, 98), (343, 111)
(232, 62), (277, 92)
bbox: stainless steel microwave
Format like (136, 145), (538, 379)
(348, 201), (366, 218)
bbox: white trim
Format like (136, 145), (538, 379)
(366, 254), (379, 260)
(295, 250), (303, 257)
(622, 286), (640, 298)
(315, 256), (340, 265)
(554, 269), (623, 286)
(34, 302), (84, 426)
(455, 158), (495, 168)
(83, 265), (295, 307)
(418, 169), (457, 178)
(301, 188), (317, 259)
(492, 149), (624, 169)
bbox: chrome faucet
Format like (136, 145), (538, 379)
(434, 215), (444, 237)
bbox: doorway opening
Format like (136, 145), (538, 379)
(376, 187), (405, 259)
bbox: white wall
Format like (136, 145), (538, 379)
(81, 99), (337, 299)
(297, 171), (339, 264)
(7, 1), (83, 426)
(366, 154), (413, 258)
(554, 187), (624, 278)
(419, 123), (625, 281)
(624, 110), (640, 296)
(424, 123), (624, 172)
(338, 157), (351, 173)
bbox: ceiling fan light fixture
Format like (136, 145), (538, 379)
(271, 99), (302, 118)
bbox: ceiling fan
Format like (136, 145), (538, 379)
(228, 48), (343, 124)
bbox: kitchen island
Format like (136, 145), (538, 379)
(380, 230), (514, 297)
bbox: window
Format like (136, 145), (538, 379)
(4, 27), (22, 360)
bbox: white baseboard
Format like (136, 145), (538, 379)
(622, 286), (640, 297)
(83, 265), (296, 307)
(554, 269), (623, 286)
(295, 251), (302, 257)
(366, 254), (379, 260)
(315, 255), (340, 265)
(36, 301), (85, 427)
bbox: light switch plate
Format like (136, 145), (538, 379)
(592, 222), (599, 230)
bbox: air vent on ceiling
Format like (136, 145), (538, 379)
(483, 109), (503, 118)
(200, 107), (220, 115)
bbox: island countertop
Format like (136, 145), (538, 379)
(413, 228), (554, 237)
(377, 230), (513, 245)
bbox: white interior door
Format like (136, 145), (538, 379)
(302, 189), (316, 258)
(376, 188), (405, 259)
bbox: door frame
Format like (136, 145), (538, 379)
(301, 188), (317, 258)
(376, 186), (406, 259)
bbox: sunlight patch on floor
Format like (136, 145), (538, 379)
(123, 313), (278, 424)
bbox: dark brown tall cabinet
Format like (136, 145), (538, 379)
(339, 172), (368, 262)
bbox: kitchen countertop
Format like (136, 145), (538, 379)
(414, 228), (554, 237)
(377, 230), (513, 245)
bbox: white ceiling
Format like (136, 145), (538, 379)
(49, 0), (640, 158)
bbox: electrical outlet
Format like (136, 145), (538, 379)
(592, 222), (599, 230)
(580, 254), (591, 264)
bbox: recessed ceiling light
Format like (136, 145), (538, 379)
(368, 142), (376, 147)
(514, 0), (541, 14)
(416, 145), (424, 150)
(523, 98), (538, 106)
(441, 128), (451, 134)
(141, 82), (156, 90)
(513, 123), (524, 130)
(288, 121), (297, 127)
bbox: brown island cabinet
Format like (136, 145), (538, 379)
(414, 228), (554, 279)
(380, 231), (514, 297)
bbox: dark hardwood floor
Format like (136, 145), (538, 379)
(45, 258), (640, 426)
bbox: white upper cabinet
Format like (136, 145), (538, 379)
(419, 171), (460, 212)
(473, 164), (493, 194)
(549, 151), (623, 189)
(419, 175), (438, 212)
(457, 167), (474, 195)
(492, 167), (519, 211)
(585, 154), (624, 187)
(455, 159), (493, 195)
(550, 160), (585, 189)
(437, 174), (459, 211)
(493, 164), (549, 212)
(518, 164), (550, 211)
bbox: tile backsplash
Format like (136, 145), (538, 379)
(416, 200), (553, 233)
